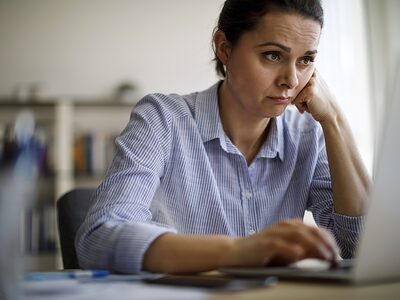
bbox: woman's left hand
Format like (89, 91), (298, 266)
(292, 69), (338, 124)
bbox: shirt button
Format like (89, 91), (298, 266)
(249, 229), (256, 235)
(243, 191), (252, 198)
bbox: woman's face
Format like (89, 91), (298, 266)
(223, 12), (321, 119)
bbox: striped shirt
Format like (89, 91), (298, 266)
(76, 82), (364, 274)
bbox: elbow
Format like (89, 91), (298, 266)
(74, 224), (110, 271)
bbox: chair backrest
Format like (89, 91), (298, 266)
(57, 188), (94, 269)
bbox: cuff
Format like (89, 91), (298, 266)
(332, 212), (365, 233)
(113, 222), (177, 274)
(332, 212), (365, 258)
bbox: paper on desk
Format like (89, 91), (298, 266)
(22, 280), (207, 300)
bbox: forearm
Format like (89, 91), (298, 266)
(143, 221), (342, 273)
(142, 233), (237, 274)
(321, 108), (371, 216)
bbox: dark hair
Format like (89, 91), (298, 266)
(213, 0), (324, 77)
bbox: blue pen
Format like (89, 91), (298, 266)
(24, 270), (109, 281)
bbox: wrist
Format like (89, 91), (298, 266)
(218, 236), (241, 268)
(320, 113), (339, 129)
(317, 96), (340, 126)
(319, 102), (343, 129)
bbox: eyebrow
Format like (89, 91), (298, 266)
(255, 42), (318, 55)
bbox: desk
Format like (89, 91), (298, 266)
(210, 280), (400, 300)
(21, 272), (400, 300)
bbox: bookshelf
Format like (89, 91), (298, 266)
(54, 100), (133, 197)
(0, 99), (133, 270)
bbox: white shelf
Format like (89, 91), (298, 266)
(1, 99), (133, 268)
(0, 99), (132, 197)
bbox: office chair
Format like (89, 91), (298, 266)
(57, 188), (94, 269)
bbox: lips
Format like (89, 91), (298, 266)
(267, 96), (292, 104)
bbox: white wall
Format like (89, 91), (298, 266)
(0, 0), (224, 99)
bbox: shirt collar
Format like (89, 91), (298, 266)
(194, 82), (285, 160)
(195, 82), (226, 144)
(257, 116), (285, 161)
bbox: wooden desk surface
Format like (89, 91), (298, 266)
(210, 280), (400, 300)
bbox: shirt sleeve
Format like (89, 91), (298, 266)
(307, 125), (364, 259)
(75, 94), (177, 274)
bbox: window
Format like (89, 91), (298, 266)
(318, 0), (373, 173)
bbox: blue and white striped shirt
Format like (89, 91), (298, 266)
(76, 82), (363, 274)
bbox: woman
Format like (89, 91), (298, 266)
(76, 0), (370, 274)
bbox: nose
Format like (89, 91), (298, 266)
(277, 64), (299, 89)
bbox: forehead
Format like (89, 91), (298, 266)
(244, 12), (321, 51)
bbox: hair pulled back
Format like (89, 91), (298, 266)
(213, 0), (324, 77)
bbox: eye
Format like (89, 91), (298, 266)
(263, 51), (281, 62)
(299, 56), (315, 66)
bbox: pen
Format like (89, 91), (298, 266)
(24, 270), (109, 281)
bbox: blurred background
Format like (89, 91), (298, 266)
(0, 0), (399, 270)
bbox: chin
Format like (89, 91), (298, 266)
(264, 107), (287, 118)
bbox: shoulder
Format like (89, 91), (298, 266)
(133, 92), (197, 124)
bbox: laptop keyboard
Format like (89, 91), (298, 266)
(336, 259), (354, 270)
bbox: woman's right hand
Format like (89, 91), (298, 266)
(229, 219), (340, 267)
(143, 219), (340, 274)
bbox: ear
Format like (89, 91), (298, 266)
(214, 30), (232, 66)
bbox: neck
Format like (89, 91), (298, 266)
(218, 82), (270, 164)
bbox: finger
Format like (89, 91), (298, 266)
(315, 228), (339, 253)
(315, 227), (341, 264)
(304, 227), (340, 267)
(292, 87), (312, 113)
(294, 102), (307, 114)
(307, 226), (340, 261)
(293, 229), (333, 261)
(269, 223), (334, 262)
(311, 70), (317, 78)
(299, 102), (310, 113)
(287, 222), (340, 265)
(264, 238), (305, 266)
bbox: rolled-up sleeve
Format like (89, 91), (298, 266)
(307, 126), (364, 258)
(331, 212), (364, 258)
(75, 95), (177, 274)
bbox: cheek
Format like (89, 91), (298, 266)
(229, 59), (266, 93)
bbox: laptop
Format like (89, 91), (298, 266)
(220, 64), (400, 285)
